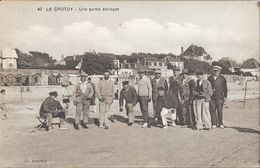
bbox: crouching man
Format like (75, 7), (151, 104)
(157, 87), (178, 129)
(119, 81), (138, 126)
(39, 91), (67, 132)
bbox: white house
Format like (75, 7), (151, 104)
(0, 48), (18, 69)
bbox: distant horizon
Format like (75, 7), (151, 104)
(0, 1), (259, 63)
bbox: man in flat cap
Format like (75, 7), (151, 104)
(97, 72), (115, 129)
(72, 71), (94, 130)
(151, 69), (168, 124)
(119, 81), (138, 126)
(137, 69), (152, 128)
(208, 65), (228, 129)
(169, 66), (184, 126)
(39, 91), (67, 132)
(179, 68), (196, 128)
(193, 71), (213, 130)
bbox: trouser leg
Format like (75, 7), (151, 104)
(104, 103), (111, 126)
(75, 102), (83, 124)
(47, 113), (52, 127)
(209, 100), (217, 125)
(160, 108), (168, 126)
(216, 99), (224, 126)
(170, 108), (177, 123)
(194, 99), (203, 129)
(202, 100), (211, 129)
(99, 101), (106, 126)
(82, 101), (90, 124)
(126, 103), (134, 123)
(153, 99), (157, 118)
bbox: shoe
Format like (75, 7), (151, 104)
(82, 123), (88, 129)
(47, 126), (53, 132)
(74, 124), (80, 130)
(99, 123), (103, 128)
(141, 123), (148, 128)
(60, 125), (68, 130)
(1, 116), (7, 120)
(171, 122), (176, 127)
(181, 125), (187, 128)
(220, 125), (225, 129)
(154, 117), (158, 123)
(162, 125), (168, 129)
(192, 126), (197, 130)
(212, 125), (217, 129)
(104, 125), (109, 129)
(127, 123), (133, 126)
(203, 128), (210, 131)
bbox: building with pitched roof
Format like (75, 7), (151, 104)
(240, 58), (259, 76)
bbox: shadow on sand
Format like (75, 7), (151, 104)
(227, 126), (260, 134)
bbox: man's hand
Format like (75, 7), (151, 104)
(179, 99), (185, 104)
(119, 106), (123, 112)
(99, 97), (105, 102)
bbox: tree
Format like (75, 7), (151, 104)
(81, 53), (115, 75)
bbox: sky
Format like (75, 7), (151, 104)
(0, 1), (259, 63)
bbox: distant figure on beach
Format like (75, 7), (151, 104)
(0, 89), (7, 120)
(208, 65), (228, 129)
(39, 91), (68, 132)
(61, 83), (71, 115)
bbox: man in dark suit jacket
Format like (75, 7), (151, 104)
(169, 67), (185, 126)
(151, 70), (168, 122)
(207, 65), (228, 129)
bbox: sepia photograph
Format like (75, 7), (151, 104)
(0, 1), (259, 167)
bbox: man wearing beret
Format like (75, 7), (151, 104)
(151, 70), (168, 124)
(119, 81), (138, 126)
(193, 71), (213, 130)
(208, 65), (228, 129)
(137, 69), (152, 128)
(72, 71), (94, 130)
(97, 72), (115, 129)
(39, 91), (67, 132)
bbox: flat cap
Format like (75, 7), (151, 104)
(195, 71), (204, 75)
(49, 91), (58, 97)
(122, 81), (129, 85)
(212, 65), (222, 71)
(154, 69), (161, 74)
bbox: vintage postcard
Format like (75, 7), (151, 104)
(0, 1), (259, 167)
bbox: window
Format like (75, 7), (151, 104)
(159, 62), (162, 66)
(148, 62), (152, 66)
(154, 62), (157, 66)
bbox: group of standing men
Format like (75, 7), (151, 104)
(131, 65), (228, 130)
(119, 65), (227, 130)
(39, 65), (227, 131)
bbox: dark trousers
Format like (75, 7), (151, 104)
(152, 99), (161, 119)
(176, 101), (186, 125)
(209, 99), (224, 126)
(138, 96), (149, 123)
(183, 101), (195, 126)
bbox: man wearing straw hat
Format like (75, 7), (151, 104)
(208, 65), (228, 129)
(72, 71), (94, 130)
(97, 71), (115, 129)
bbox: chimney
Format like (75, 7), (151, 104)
(181, 47), (184, 55)
(73, 54), (76, 61)
(61, 54), (64, 61)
